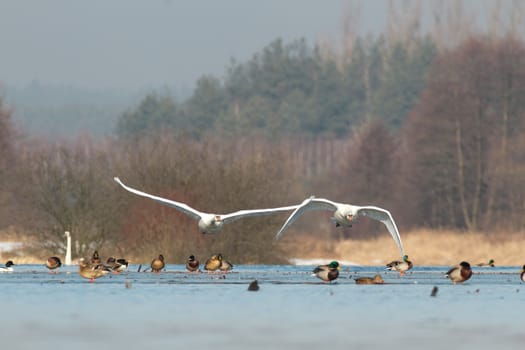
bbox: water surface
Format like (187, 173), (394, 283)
(1, 264), (523, 349)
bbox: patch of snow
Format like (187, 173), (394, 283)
(289, 258), (361, 266)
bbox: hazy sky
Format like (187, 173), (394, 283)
(0, 0), (392, 90)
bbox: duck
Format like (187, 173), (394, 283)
(45, 256), (62, 273)
(150, 254), (165, 273)
(116, 258), (129, 271)
(355, 274), (384, 284)
(218, 254), (233, 273)
(91, 250), (101, 264)
(186, 255), (200, 273)
(386, 255), (413, 276)
(248, 280), (259, 291)
(476, 259), (495, 267)
(274, 196), (405, 258)
(204, 255), (221, 274)
(445, 261), (472, 284)
(114, 177), (300, 234)
(312, 261), (340, 283)
(0, 260), (15, 272)
(106, 257), (128, 273)
(78, 258), (111, 282)
(520, 265), (525, 283)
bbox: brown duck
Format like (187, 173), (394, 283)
(78, 258), (111, 282)
(218, 254), (233, 273)
(354, 274), (384, 285)
(186, 255), (200, 273)
(45, 256), (62, 273)
(446, 261), (472, 284)
(151, 254), (165, 273)
(204, 255), (221, 274)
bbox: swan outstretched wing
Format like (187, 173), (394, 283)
(274, 197), (337, 240)
(356, 206), (405, 257)
(221, 205), (300, 224)
(114, 177), (202, 221)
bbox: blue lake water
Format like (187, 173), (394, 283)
(0, 264), (524, 350)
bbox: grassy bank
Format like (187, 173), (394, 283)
(1, 229), (524, 266)
(283, 229), (525, 266)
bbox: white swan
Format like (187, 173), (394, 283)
(274, 196), (405, 257)
(114, 177), (299, 234)
(64, 231), (72, 265)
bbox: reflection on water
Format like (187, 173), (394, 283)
(0, 265), (523, 350)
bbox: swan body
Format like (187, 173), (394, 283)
(275, 196), (405, 257)
(114, 177), (299, 234)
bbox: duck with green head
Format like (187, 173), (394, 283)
(312, 261), (340, 283)
(476, 259), (495, 267)
(386, 255), (413, 276)
(520, 265), (525, 283)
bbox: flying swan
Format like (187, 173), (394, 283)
(274, 196), (405, 257)
(114, 177), (299, 234)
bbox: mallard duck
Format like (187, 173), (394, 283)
(91, 250), (101, 264)
(186, 255), (200, 273)
(354, 274), (384, 285)
(114, 177), (299, 234)
(386, 255), (413, 276)
(218, 254), (233, 273)
(520, 265), (525, 283)
(446, 261), (472, 284)
(0, 260), (15, 273)
(45, 256), (62, 273)
(274, 197), (405, 258)
(476, 259), (495, 267)
(106, 257), (128, 273)
(204, 255), (221, 274)
(312, 261), (340, 283)
(150, 254), (165, 273)
(78, 258), (111, 282)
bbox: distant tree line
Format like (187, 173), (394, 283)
(116, 36), (436, 138)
